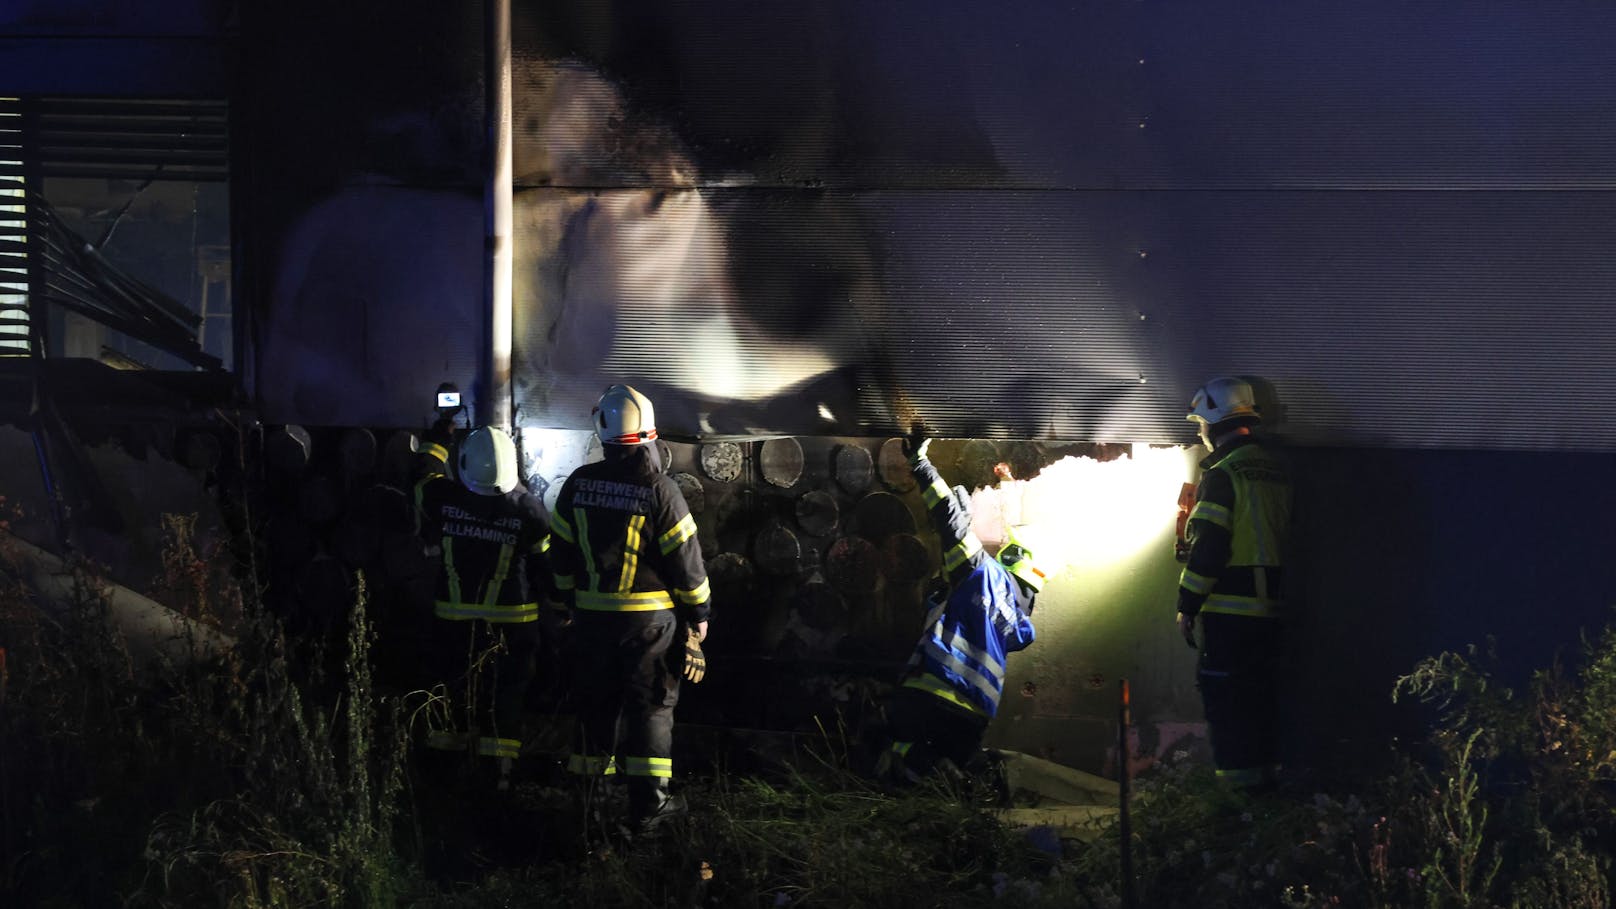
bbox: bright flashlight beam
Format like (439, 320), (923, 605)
(968, 445), (1195, 575)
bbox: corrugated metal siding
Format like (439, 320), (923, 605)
(511, 184), (1616, 448)
(243, 0), (1616, 449)
(505, 1), (1616, 450)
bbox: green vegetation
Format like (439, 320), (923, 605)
(3, 513), (1616, 906)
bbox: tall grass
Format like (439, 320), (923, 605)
(6, 484), (1616, 906)
(138, 570), (411, 908)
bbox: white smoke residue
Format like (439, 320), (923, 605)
(515, 60), (850, 410)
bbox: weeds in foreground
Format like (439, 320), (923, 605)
(138, 570), (411, 909)
(417, 765), (1080, 909)
(8, 499), (1616, 906)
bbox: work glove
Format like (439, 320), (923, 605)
(680, 626), (706, 683)
(901, 422), (931, 463)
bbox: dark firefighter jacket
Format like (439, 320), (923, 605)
(415, 471), (552, 623)
(548, 444), (711, 623)
(903, 453), (1035, 719)
(1177, 434), (1292, 620)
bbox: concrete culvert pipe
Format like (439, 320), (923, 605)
(1, 530), (234, 669)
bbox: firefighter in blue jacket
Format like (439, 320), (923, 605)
(1177, 376), (1292, 790)
(881, 428), (1044, 782)
(549, 384), (710, 837)
(414, 425), (551, 790)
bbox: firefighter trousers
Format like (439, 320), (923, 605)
(883, 684), (989, 782)
(1196, 612), (1282, 787)
(430, 619), (540, 761)
(568, 609), (681, 820)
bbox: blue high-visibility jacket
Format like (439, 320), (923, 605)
(903, 454), (1036, 718)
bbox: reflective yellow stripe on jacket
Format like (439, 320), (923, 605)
(433, 536), (540, 622)
(658, 514), (697, 554)
(434, 601), (541, 622)
(574, 589), (676, 612)
(1191, 444), (1289, 620)
(943, 532), (984, 573)
(902, 673), (989, 718)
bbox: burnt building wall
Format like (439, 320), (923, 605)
(234, 0), (1616, 450)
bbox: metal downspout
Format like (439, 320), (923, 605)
(481, 0), (514, 432)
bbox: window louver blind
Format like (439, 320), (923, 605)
(0, 98), (29, 355)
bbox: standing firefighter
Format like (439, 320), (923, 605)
(549, 384), (710, 837)
(414, 425), (550, 790)
(880, 429), (1042, 783)
(1177, 376), (1292, 790)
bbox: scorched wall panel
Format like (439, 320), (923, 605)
(247, 0), (1616, 451)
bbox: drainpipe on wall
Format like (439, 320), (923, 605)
(481, 0), (514, 431)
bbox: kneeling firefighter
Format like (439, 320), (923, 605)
(549, 384), (710, 836)
(881, 428), (1042, 782)
(414, 425), (553, 789)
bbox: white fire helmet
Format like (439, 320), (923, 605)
(594, 383), (658, 445)
(459, 427), (518, 496)
(1186, 376), (1261, 426)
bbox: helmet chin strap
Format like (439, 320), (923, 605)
(1013, 579), (1037, 615)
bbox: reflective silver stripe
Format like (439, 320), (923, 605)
(1200, 594), (1279, 618)
(551, 510), (574, 542)
(907, 603), (948, 670)
(922, 477), (951, 507)
(938, 625), (1000, 676)
(1190, 500), (1231, 529)
(923, 636), (1002, 707)
(1179, 567), (1216, 595)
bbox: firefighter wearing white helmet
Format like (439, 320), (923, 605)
(1177, 376), (1292, 791)
(593, 382), (658, 445)
(414, 426), (553, 790)
(550, 383), (710, 837)
(877, 425), (1039, 784)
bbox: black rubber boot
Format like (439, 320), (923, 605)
(624, 778), (687, 839)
